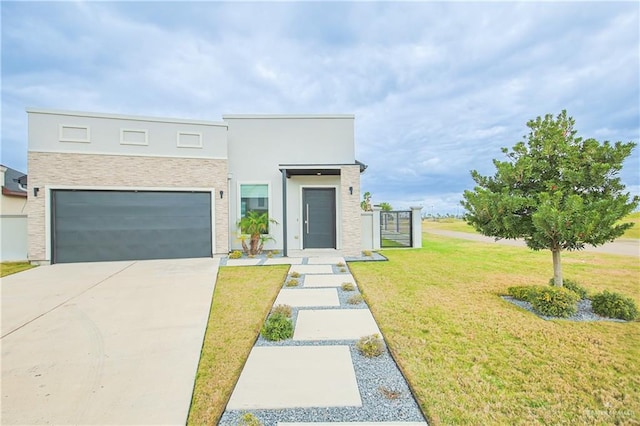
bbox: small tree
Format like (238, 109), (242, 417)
(462, 110), (638, 286)
(237, 211), (278, 255)
(361, 191), (373, 211)
(379, 202), (393, 211)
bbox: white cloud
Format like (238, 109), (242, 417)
(2, 1), (638, 211)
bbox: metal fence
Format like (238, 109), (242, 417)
(380, 210), (412, 247)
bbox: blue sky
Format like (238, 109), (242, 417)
(2, 1), (638, 214)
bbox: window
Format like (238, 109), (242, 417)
(240, 184), (269, 233)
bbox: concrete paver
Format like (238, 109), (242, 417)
(294, 309), (381, 341)
(303, 274), (356, 288)
(274, 288), (340, 307)
(263, 258), (304, 265)
(307, 256), (345, 265)
(226, 346), (361, 409)
(289, 264), (334, 275)
(1, 258), (218, 425)
(226, 258), (262, 266)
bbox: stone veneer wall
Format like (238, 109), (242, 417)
(340, 165), (362, 257)
(28, 152), (229, 262)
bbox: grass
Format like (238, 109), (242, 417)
(423, 218), (477, 233)
(187, 265), (288, 425)
(1, 262), (35, 277)
(425, 212), (640, 239)
(620, 211), (640, 239)
(349, 233), (639, 425)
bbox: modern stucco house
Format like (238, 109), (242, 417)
(26, 108), (365, 264)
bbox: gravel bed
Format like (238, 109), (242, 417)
(218, 345), (426, 426)
(502, 296), (626, 322)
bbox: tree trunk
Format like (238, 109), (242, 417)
(250, 233), (260, 255)
(552, 248), (563, 287)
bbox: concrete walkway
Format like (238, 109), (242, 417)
(219, 256), (428, 425)
(1, 258), (219, 425)
(426, 229), (640, 257)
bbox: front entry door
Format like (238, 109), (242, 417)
(303, 188), (336, 249)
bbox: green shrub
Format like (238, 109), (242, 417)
(337, 262), (346, 267)
(290, 271), (301, 278)
(347, 294), (364, 305)
(239, 412), (262, 426)
(271, 304), (292, 318)
(507, 285), (543, 302)
(362, 250), (372, 257)
(530, 287), (579, 318)
(548, 278), (588, 299)
(339, 267), (347, 273)
(286, 279), (299, 287)
(591, 291), (638, 321)
(341, 282), (355, 291)
(261, 313), (293, 341)
(356, 334), (384, 357)
(229, 250), (243, 259)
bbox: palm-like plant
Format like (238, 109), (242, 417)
(237, 211), (278, 255)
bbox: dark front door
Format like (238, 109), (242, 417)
(52, 190), (212, 263)
(302, 188), (336, 249)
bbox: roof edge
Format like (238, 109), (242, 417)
(26, 108), (228, 127)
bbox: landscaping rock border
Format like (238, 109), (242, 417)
(502, 296), (627, 322)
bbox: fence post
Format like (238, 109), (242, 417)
(411, 206), (423, 248)
(373, 206), (381, 250)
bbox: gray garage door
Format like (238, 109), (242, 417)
(52, 190), (212, 263)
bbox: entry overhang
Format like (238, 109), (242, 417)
(279, 161), (367, 178)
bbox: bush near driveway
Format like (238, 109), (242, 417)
(349, 234), (639, 425)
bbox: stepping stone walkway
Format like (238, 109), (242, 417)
(219, 256), (428, 425)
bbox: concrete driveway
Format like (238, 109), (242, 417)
(1, 258), (219, 425)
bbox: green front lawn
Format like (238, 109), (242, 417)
(423, 218), (477, 233)
(349, 234), (639, 425)
(187, 265), (288, 425)
(1, 262), (35, 277)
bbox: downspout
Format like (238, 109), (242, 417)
(281, 169), (288, 257)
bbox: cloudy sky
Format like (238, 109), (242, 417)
(2, 1), (638, 214)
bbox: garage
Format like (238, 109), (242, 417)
(52, 190), (212, 263)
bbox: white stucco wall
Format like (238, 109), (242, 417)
(1, 167), (28, 261)
(1, 216), (28, 261)
(225, 115), (356, 252)
(28, 108), (228, 160)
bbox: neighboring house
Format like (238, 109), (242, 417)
(1, 165), (28, 261)
(26, 108), (365, 264)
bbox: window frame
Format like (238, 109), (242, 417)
(237, 182), (272, 235)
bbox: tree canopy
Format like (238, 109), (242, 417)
(379, 202), (393, 212)
(461, 110), (638, 286)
